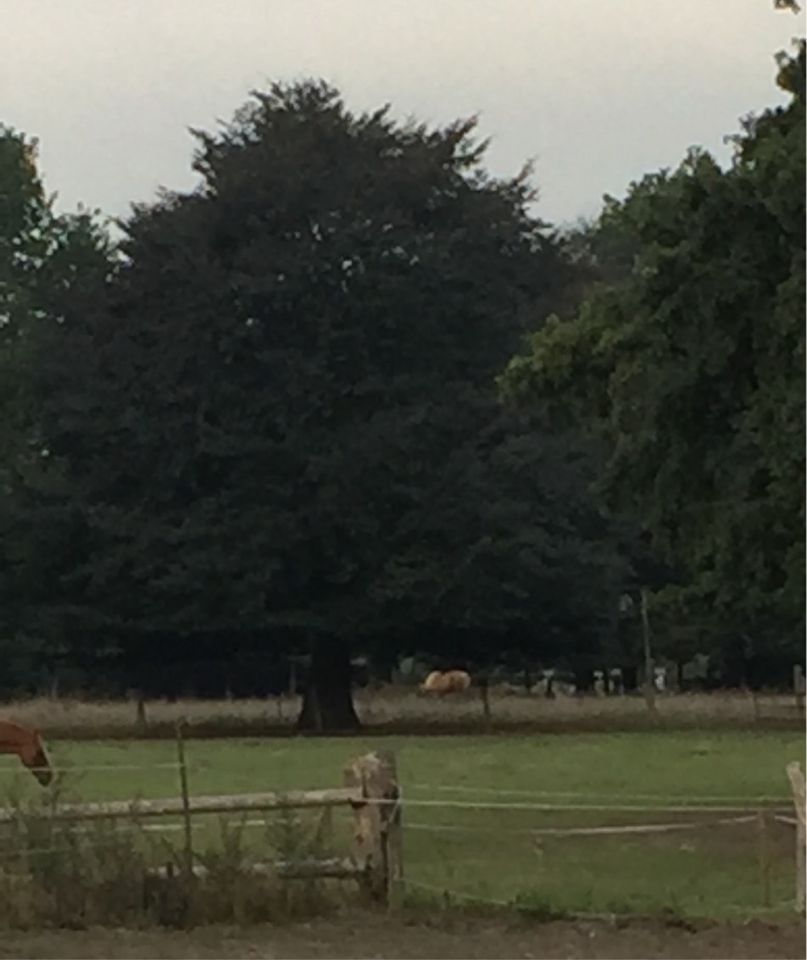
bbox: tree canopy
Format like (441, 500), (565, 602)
(3, 83), (628, 722)
(3, 35), (803, 712)
(501, 44), (805, 684)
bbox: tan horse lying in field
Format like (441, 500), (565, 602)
(420, 670), (472, 694)
(0, 720), (53, 786)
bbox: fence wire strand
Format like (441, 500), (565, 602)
(0, 762), (182, 775)
(408, 781), (791, 805)
(375, 796), (789, 814)
(405, 814), (757, 838)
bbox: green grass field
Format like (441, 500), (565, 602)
(1, 730), (803, 919)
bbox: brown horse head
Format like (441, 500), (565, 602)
(19, 729), (53, 787)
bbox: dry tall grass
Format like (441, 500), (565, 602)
(0, 790), (343, 929)
(0, 687), (800, 738)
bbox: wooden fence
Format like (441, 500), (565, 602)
(1, 740), (802, 916)
(786, 761), (806, 914)
(0, 746), (403, 906)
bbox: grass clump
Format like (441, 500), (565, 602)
(0, 786), (344, 930)
(0, 782), (152, 928)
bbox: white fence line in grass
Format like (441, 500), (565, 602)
(56, 763), (183, 773)
(386, 796), (790, 815)
(75, 808), (775, 839)
(774, 814), (799, 827)
(2, 793), (787, 819)
(0, 837), (131, 861)
(67, 816), (320, 835)
(408, 782), (792, 806)
(0, 762), (183, 775)
(405, 814), (757, 837)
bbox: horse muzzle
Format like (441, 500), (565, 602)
(32, 766), (53, 787)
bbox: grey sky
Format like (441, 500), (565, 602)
(3, 1), (802, 228)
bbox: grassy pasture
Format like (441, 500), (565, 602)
(1, 729), (802, 919)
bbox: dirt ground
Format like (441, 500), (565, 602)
(1, 911), (804, 960)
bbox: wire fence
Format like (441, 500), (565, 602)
(0, 749), (802, 919)
(374, 795), (791, 814)
(396, 774), (803, 918)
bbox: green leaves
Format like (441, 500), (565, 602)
(500, 46), (806, 675)
(1, 81), (624, 699)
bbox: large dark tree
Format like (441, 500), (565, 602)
(501, 45), (805, 684)
(368, 398), (626, 669)
(11, 83), (628, 724)
(0, 128), (117, 694)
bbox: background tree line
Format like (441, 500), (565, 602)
(0, 42), (803, 727)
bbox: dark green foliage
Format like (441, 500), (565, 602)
(501, 45), (806, 681)
(0, 128), (118, 690)
(3, 83), (627, 718)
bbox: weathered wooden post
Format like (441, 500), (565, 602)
(793, 665), (805, 721)
(344, 751), (402, 906)
(640, 587), (657, 715)
(756, 809), (772, 907)
(786, 761), (806, 913)
(175, 721), (194, 882)
(130, 690), (148, 730)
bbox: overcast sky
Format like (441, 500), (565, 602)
(3, 1), (802, 228)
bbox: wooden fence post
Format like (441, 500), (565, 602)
(135, 692), (148, 730)
(344, 751), (402, 906)
(786, 761), (805, 914)
(793, 665), (805, 721)
(175, 721), (194, 881)
(640, 588), (657, 715)
(756, 809), (772, 907)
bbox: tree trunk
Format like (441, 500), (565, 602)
(573, 668), (593, 694)
(297, 636), (360, 731)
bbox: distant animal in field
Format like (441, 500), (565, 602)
(0, 720), (53, 786)
(420, 670), (472, 694)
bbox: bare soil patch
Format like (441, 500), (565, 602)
(0, 911), (803, 960)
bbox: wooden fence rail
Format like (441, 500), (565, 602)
(0, 787), (362, 824)
(150, 857), (363, 881)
